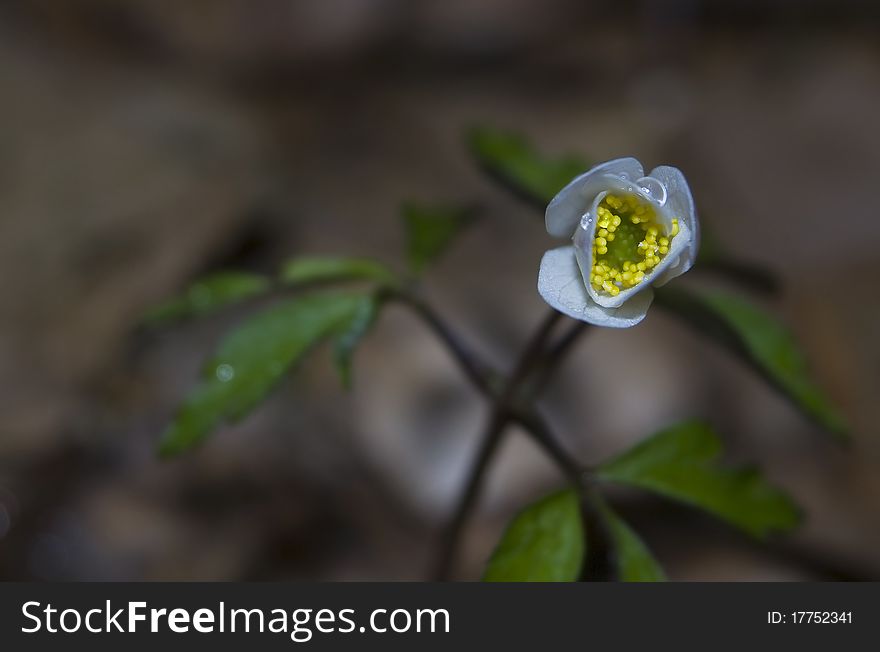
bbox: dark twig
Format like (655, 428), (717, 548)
(432, 309), (570, 579)
(391, 290), (597, 579)
(522, 320), (590, 399)
(515, 410), (584, 486)
(390, 289), (588, 484)
(430, 413), (507, 580)
(388, 289), (499, 397)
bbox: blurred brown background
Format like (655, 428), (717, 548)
(0, 0), (878, 581)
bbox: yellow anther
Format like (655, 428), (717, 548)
(589, 193), (679, 297)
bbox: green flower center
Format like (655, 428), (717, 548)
(589, 193), (679, 297)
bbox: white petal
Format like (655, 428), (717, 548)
(545, 158), (644, 238)
(649, 165), (699, 284)
(537, 246), (653, 328)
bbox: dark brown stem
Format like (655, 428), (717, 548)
(432, 309), (568, 580)
(388, 289), (499, 397)
(515, 409), (584, 486)
(430, 413), (506, 580)
(522, 320), (590, 399)
(389, 289), (591, 580)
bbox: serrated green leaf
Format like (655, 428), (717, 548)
(159, 292), (364, 457)
(144, 272), (271, 325)
(597, 421), (801, 538)
(279, 256), (398, 287)
(466, 126), (589, 207)
(656, 287), (846, 438)
(333, 294), (381, 389)
(483, 489), (584, 582)
(596, 499), (666, 582)
(402, 202), (477, 274)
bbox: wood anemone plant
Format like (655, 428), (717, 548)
(144, 126), (847, 582)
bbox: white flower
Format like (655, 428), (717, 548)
(538, 158), (699, 327)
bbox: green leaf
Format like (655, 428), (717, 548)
(402, 202), (477, 274)
(144, 272), (270, 325)
(159, 292), (364, 457)
(596, 499), (666, 582)
(279, 256), (398, 288)
(333, 294), (381, 389)
(655, 287), (846, 438)
(466, 126), (589, 207)
(484, 489), (584, 582)
(597, 421), (802, 538)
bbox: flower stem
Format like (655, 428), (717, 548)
(426, 308), (583, 580)
(387, 289), (500, 396)
(389, 288), (593, 579)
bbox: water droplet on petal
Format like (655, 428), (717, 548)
(579, 211), (593, 230)
(636, 176), (667, 205)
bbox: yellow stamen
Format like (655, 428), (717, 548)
(588, 193), (680, 296)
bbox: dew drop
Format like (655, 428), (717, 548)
(636, 176), (667, 205)
(216, 363), (235, 382)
